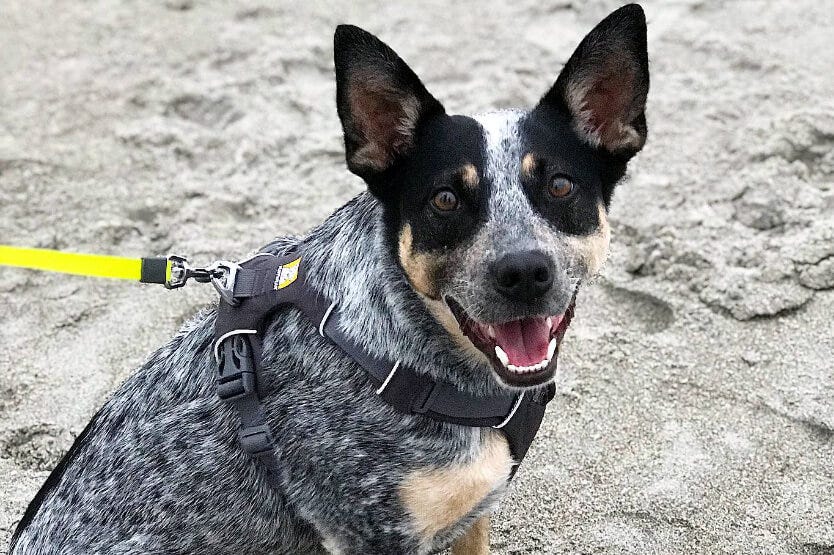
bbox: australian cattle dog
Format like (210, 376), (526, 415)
(10, 4), (649, 554)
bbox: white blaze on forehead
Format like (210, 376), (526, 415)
(471, 111), (608, 280)
(473, 110), (539, 249)
(473, 110), (523, 186)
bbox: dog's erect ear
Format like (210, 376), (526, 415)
(334, 25), (444, 188)
(538, 4), (649, 157)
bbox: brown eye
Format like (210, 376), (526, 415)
(548, 176), (574, 199)
(431, 189), (459, 212)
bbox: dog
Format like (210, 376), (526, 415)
(9, 4), (649, 554)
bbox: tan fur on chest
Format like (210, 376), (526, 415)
(398, 431), (512, 542)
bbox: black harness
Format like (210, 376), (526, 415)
(213, 249), (556, 487)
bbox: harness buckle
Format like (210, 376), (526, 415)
(217, 334), (257, 401)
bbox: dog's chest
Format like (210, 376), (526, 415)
(397, 430), (513, 544)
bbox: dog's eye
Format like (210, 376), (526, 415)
(431, 189), (459, 212)
(547, 176), (574, 199)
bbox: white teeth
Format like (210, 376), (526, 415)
(494, 345), (509, 366)
(487, 325), (496, 340)
(501, 338), (560, 375)
(507, 359), (549, 374)
(547, 337), (558, 361)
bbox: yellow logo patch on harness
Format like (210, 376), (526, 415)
(274, 257), (301, 290)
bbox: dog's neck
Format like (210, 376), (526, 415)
(298, 192), (508, 397)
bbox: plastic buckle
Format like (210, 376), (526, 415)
(209, 261), (241, 306)
(217, 335), (257, 401)
(239, 424), (274, 456)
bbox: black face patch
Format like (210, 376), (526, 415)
(387, 114), (489, 255)
(517, 105), (622, 234)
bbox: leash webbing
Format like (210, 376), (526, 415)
(0, 246), (171, 284)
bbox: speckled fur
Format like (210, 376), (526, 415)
(10, 194), (516, 554)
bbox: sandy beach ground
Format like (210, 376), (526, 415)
(1, 1), (833, 553)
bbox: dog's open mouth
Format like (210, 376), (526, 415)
(445, 296), (575, 387)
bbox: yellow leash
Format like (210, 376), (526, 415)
(0, 246), (172, 284)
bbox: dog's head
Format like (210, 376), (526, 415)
(334, 5), (649, 388)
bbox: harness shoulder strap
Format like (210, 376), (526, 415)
(214, 252), (306, 489)
(213, 251), (555, 484)
(313, 290), (555, 463)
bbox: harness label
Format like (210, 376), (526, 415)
(274, 257), (301, 290)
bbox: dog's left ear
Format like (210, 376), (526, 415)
(334, 25), (445, 192)
(537, 4), (649, 157)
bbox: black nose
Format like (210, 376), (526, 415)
(490, 250), (555, 302)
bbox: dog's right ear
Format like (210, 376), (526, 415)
(334, 25), (445, 194)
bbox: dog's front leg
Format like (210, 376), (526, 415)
(450, 516), (490, 555)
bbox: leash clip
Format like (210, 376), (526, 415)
(165, 255), (216, 288)
(165, 255), (192, 289)
(165, 256), (240, 306)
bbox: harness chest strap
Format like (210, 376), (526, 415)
(213, 251), (556, 485)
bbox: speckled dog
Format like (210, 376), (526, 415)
(10, 5), (649, 554)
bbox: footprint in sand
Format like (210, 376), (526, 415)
(164, 94), (244, 130)
(601, 283), (675, 334)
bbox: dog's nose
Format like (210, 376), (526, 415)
(491, 250), (555, 302)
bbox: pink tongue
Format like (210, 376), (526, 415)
(493, 317), (551, 367)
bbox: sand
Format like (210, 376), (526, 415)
(1, 1), (832, 553)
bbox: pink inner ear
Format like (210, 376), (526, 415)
(583, 69), (635, 145)
(348, 79), (414, 169)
